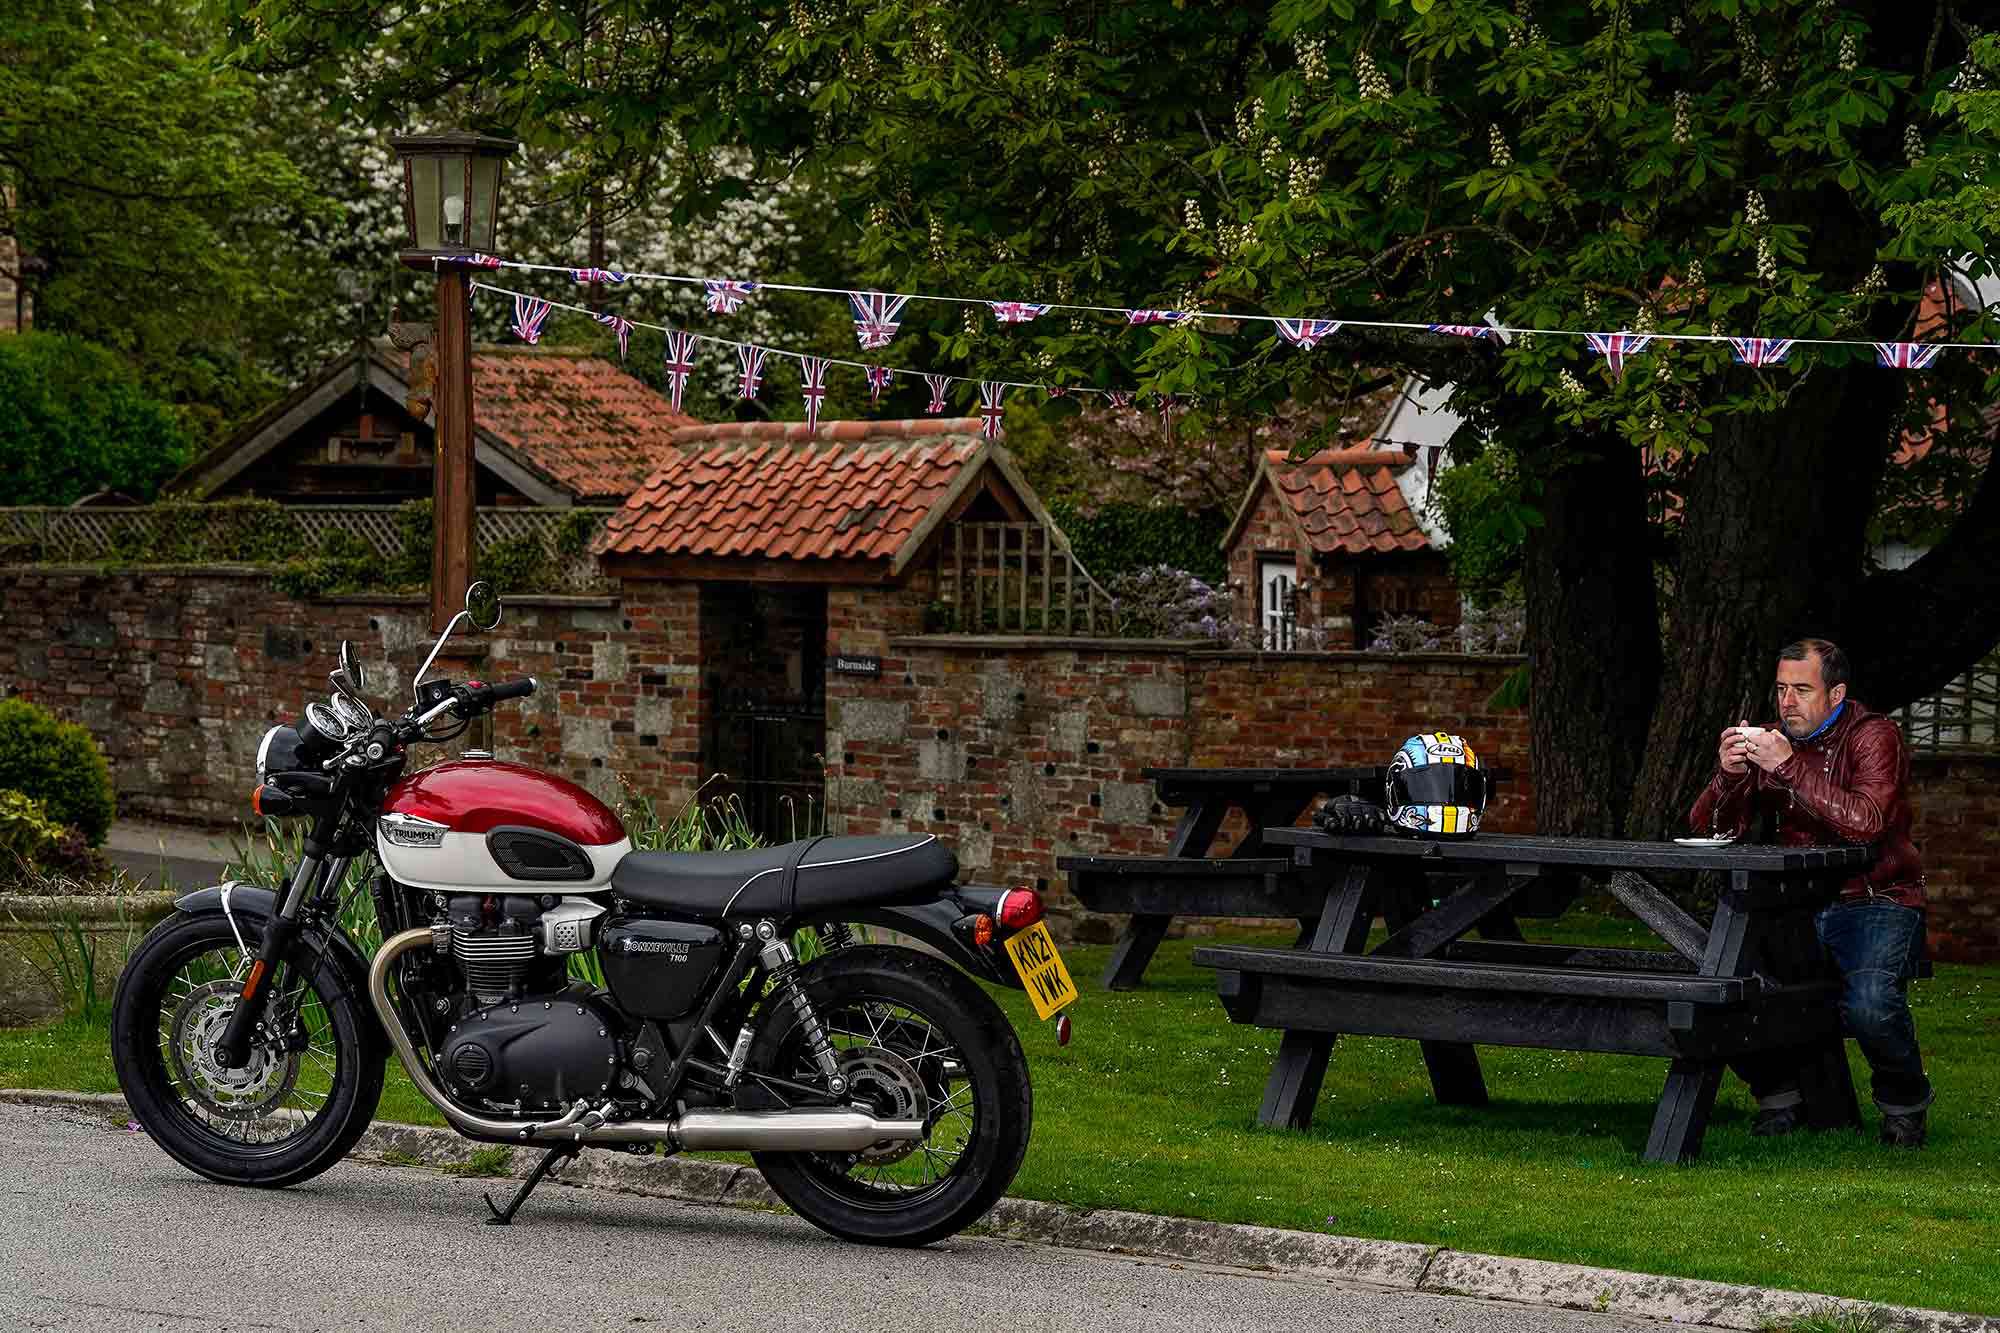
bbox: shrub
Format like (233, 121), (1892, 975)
(1049, 500), (1229, 584)
(0, 698), (117, 845)
(0, 789), (61, 866)
(0, 333), (194, 506)
(479, 534), (549, 596)
(1107, 565), (1242, 644)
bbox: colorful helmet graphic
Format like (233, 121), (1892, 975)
(1385, 733), (1488, 839)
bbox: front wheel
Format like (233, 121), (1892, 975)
(111, 912), (384, 1188)
(744, 945), (1033, 1246)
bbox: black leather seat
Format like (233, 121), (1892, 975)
(610, 834), (958, 918)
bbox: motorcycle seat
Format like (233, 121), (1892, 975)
(610, 834), (958, 919)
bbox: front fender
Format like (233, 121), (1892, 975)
(172, 883), (391, 1062)
(847, 887), (1025, 990)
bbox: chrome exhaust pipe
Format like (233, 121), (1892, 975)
(366, 928), (924, 1151)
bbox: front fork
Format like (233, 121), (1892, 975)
(213, 846), (350, 1069)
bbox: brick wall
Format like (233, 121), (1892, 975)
(0, 567), (709, 825)
(2, 566), (1990, 961)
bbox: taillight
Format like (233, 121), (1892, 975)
(996, 889), (1043, 931)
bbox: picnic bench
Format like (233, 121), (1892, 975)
(1060, 765), (1512, 990)
(1191, 830), (1872, 1164)
(1059, 767), (1384, 990)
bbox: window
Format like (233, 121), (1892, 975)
(1260, 558), (1297, 651)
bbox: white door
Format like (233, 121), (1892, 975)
(1260, 558), (1296, 651)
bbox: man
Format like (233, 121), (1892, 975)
(1689, 637), (1931, 1147)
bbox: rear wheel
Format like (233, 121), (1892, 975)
(111, 912), (384, 1188)
(744, 945), (1032, 1246)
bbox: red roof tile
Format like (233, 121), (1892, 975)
(469, 347), (701, 502)
(601, 419), (988, 564)
(1263, 446), (1430, 556)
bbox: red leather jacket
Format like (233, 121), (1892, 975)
(1687, 701), (1924, 908)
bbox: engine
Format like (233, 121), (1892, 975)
(433, 893), (621, 1114)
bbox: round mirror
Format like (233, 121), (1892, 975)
(304, 700), (353, 744)
(465, 580), (503, 631)
(338, 640), (367, 695)
(329, 692), (372, 734)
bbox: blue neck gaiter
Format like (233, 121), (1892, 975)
(1800, 699), (1847, 744)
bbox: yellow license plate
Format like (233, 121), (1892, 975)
(1003, 920), (1077, 1020)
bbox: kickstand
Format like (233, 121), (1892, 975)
(483, 1145), (579, 1226)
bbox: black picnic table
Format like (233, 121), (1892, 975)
(1061, 766), (1386, 990)
(1191, 829), (1871, 1164)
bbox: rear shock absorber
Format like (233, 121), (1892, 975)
(758, 926), (847, 1098)
(816, 922), (854, 953)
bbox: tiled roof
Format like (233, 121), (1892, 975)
(470, 348), (700, 502)
(602, 419), (988, 564)
(1264, 446), (1432, 555)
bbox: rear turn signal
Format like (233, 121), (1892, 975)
(996, 889), (1044, 931)
(971, 914), (995, 949)
(250, 786), (264, 816)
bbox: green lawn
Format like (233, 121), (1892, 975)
(8, 909), (1996, 1316)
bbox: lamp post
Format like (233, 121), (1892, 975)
(390, 130), (517, 631)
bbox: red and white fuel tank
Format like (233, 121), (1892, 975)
(375, 757), (632, 892)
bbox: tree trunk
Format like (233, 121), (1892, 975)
(1523, 432), (1661, 837)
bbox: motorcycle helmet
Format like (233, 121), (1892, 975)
(1384, 732), (1488, 838)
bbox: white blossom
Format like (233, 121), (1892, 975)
(1355, 50), (1392, 102)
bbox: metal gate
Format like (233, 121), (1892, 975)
(709, 686), (827, 843)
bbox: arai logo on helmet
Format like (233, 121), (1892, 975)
(378, 812), (448, 849)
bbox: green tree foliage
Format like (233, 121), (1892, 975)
(0, 698), (116, 846)
(1050, 500), (1228, 584)
(225, 1), (2000, 836)
(0, 0), (328, 432)
(0, 334), (193, 505)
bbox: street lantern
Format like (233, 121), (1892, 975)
(390, 132), (515, 258)
(390, 130), (517, 631)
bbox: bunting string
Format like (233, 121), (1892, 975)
(463, 252), (1999, 362)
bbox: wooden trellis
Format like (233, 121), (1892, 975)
(934, 521), (1113, 635)
(1893, 651), (2000, 754)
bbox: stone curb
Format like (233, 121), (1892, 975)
(10, 1089), (1993, 1333)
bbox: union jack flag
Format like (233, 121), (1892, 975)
(848, 291), (911, 350)
(1046, 386), (1068, 398)
(799, 356), (831, 434)
(1874, 341), (1944, 370)
(443, 253), (504, 269)
(1730, 337), (1795, 368)
(978, 382), (1007, 440)
(591, 312), (635, 361)
(1584, 331), (1654, 378)
(1157, 393), (1179, 435)
(572, 267), (627, 285)
(1126, 309), (1184, 325)
(510, 296), (553, 345)
(989, 301), (1050, 325)
(662, 331), (699, 412)
(865, 365), (894, 406)
(1428, 324), (1494, 341)
(704, 280), (758, 315)
(1276, 318), (1342, 350)
(1108, 390), (1135, 408)
(923, 373), (953, 415)
(735, 344), (767, 400)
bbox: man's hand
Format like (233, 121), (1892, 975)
(1718, 722), (1751, 775)
(1741, 727), (1794, 772)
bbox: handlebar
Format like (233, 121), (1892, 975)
(477, 678), (539, 705)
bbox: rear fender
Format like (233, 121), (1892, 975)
(842, 887), (1025, 990)
(172, 884), (391, 1062)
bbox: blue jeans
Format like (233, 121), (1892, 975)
(1816, 898), (1932, 1114)
(1746, 898), (1932, 1116)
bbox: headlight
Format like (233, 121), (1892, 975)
(256, 725), (281, 785)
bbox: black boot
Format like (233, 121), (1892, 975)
(1752, 1105), (1802, 1137)
(1880, 1110), (1927, 1149)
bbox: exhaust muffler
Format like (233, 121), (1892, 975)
(366, 928), (924, 1151)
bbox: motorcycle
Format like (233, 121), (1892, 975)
(111, 582), (1078, 1244)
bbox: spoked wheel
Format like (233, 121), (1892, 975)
(111, 912), (383, 1187)
(744, 946), (1032, 1246)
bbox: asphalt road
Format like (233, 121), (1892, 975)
(0, 1103), (1667, 1333)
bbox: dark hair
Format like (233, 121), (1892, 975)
(1778, 637), (1850, 691)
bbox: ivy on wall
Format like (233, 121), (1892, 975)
(1048, 501), (1229, 585)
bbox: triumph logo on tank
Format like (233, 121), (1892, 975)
(622, 939), (692, 961)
